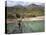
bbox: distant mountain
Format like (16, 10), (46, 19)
(6, 3), (44, 14)
(26, 4), (44, 9)
(5, 1), (44, 10)
(7, 5), (23, 9)
(5, 1), (44, 8)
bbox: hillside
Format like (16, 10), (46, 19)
(6, 3), (44, 19)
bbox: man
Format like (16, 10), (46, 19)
(18, 20), (22, 29)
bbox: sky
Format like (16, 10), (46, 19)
(5, 0), (45, 7)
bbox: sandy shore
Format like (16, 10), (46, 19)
(22, 16), (44, 21)
(7, 16), (44, 23)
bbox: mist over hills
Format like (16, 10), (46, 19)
(5, 1), (44, 7)
(5, 1), (44, 11)
(5, 1), (31, 7)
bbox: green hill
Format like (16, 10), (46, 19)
(6, 4), (44, 19)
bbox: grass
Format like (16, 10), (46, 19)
(7, 20), (44, 33)
(7, 6), (44, 19)
(22, 20), (44, 33)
